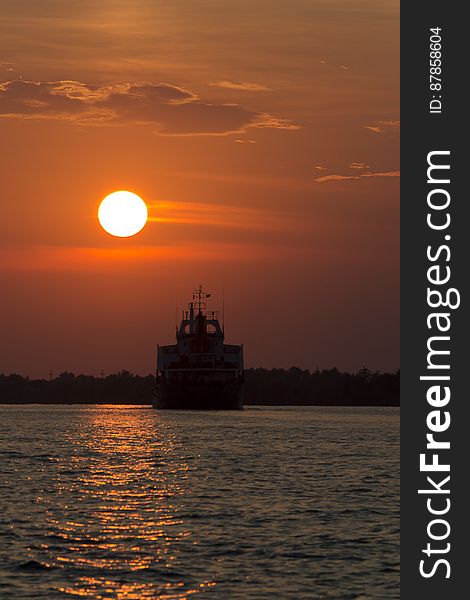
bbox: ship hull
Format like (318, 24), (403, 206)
(154, 379), (243, 410)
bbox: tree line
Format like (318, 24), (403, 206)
(0, 367), (399, 406)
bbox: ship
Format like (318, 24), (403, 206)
(153, 286), (244, 409)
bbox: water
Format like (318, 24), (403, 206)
(0, 406), (399, 599)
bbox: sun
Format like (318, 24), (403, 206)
(98, 191), (148, 237)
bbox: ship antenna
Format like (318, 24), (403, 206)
(222, 281), (225, 333)
(175, 295), (178, 332)
(193, 283), (206, 315)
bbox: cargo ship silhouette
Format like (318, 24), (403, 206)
(153, 286), (244, 409)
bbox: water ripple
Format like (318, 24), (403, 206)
(0, 405), (399, 599)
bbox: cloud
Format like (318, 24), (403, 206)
(315, 171), (399, 183)
(0, 61), (16, 72)
(360, 171), (400, 177)
(362, 171), (400, 178)
(254, 113), (299, 130)
(0, 242), (273, 272)
(210, 81), (273, 91)
(315, 174), (356, 182)
(0, 79), (299, 135)
(364, 120), (400, 134)
(349, 162), (369, 170)
(149, 200), (288, 231)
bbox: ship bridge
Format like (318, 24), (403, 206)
(156, 285), (243, 372)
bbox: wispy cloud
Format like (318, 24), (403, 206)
(0, 79), (299, 135)
(364, 120), (400, 134)
(149, 200), (291, 232)
(210, 81), (273, 91)
(364, 126), (382, 133)
(349, 162), (369, 170)
(0, 61), (16, 72)
(315, 171), (400, 183)
(0, 242), (273, 272)
(362, 171), (400, 178)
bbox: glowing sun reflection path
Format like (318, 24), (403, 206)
(43, 407), (214, 599)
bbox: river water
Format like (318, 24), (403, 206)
(0, 405), (399, 599)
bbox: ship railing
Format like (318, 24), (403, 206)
(182, 310), (220, 319)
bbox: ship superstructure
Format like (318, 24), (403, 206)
(154, 286), (244, 409)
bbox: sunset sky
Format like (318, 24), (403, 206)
(0, 0), (399, 377)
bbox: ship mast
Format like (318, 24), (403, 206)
(192, 284), (210, 316)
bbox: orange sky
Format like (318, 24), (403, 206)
(0, 0), (399, 377)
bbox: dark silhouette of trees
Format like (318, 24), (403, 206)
(243, 367), (399, 406)
(0, 368), (399, 406)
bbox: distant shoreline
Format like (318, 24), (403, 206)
(0, 403), (400, 408)
(0, 368), (399, 407)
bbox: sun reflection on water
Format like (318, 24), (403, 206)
(2, 406), (400, 599)
(40, 407), (214, 599)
